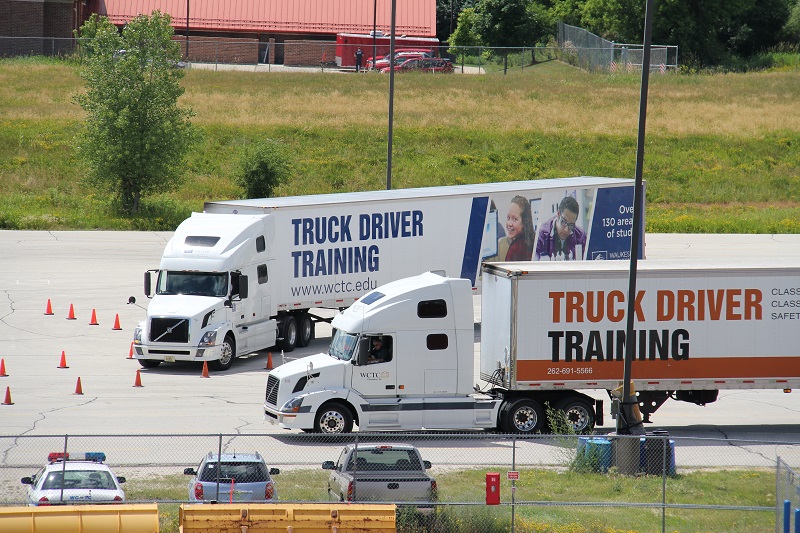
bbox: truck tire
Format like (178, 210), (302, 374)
(210, 334), (235, 371)
(314, 402), (353, 434)
(138, 359), (161, 369)
(556, 397), (595, 434)
(297, 314), (314, 348)
(502, 399), (545, 434)
(278, 316), (297, 352)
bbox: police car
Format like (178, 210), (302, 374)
(20, 452), (126, 505)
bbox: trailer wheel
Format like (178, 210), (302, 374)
(297, 314), (314, 348)
(138, 359), (161, 369)
(278, 316), (297, 352)
(556, 397), (595, 434)
(502, 399), (545, 434)
(314, 402), (353, 434)
(210, 334), (235, 371)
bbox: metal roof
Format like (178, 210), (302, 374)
(95, 0), (436, 37)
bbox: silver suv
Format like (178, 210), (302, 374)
(184, 452), (279, 503)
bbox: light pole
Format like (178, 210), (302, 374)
(185, 0), (190, 60)
(372, 0), (377, 70)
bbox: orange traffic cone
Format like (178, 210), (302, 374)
(66, 304), (76, 320)
(2, 387), (12, 405)
(266, 352), (273, 370)
(127, 342), (134, 359)
(201, 361), (210, 378)
(89, 309), (99, 326)
(0, 358), (7, 377)
(45, 299), (54, 315)
(57, 351), (69, 369)
(133, 369), (143, 387)
(112, 314), (122, 331)
(74, 377), (83, 395)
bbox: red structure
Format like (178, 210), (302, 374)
(335, 32), (439, 68)
(92, 0), (435, 38)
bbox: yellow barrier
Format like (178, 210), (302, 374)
(0, 504), (159, 533)
(179, 503), (397, 532)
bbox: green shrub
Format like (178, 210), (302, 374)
(236, 140), (292, 199)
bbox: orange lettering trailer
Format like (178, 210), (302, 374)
(480, 260), (800, 424)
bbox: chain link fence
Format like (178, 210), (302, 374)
(1, 432), (796, 532)
(557, 22), (678, 73)
(777, 458), (800, 533)
(2, 35), (671, 76)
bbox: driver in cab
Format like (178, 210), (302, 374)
(367, 336), (390, 364)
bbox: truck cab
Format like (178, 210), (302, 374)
(264, 272), (501, 433)
(133, 213), (280, 371)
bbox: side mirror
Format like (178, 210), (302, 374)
(423, 460), (432, 469)
(20, 477), (33, 485)
(144, 271), (152, 296)
(184, 468), (197, 475)
(322, 461), (336, 470)
(269, 468), (280, 475)
(116, 476), (126, 484)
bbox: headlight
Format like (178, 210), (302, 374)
(198, 331), (217, 347)
(280, 397), (304, 413)
(133, 327), (142, 344)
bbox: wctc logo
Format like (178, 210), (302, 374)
(359, 371), (391, 380)
(592, 251), (607, 260)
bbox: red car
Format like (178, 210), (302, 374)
(367, 49), (435, 70)
(380, 57), (454, 74)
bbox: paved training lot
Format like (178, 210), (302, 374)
(0, 231), (799, 440)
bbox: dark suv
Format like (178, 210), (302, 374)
(184, 452), (279, 502)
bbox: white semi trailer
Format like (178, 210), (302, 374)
(131, 177), (640, 370)
(263, 262), (800, 433)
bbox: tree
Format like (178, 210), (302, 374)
(74, 12), (199, 215)
(236, 140), (291, 199)
(436, 0), (475, 43)
(449, 7), (483, 57)
(473, 0), (554, 70)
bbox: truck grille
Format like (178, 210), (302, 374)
(149, 318), (189, 343)
(265, 375), (280, 406)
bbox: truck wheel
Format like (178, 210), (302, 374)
(139, 359), (161, 369)
(210, 335), (235, 371)
(502, 399), (545, 434)
(297, 314), (314, 348)
(314, 403), (353, 434)
(556, 397), (595, 434)
(278, 316), (297, 352)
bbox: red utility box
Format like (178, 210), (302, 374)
(485, 472), (500, 505)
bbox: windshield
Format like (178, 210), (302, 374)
(156, 271), (228, 297)
(329, 329), (358, 361)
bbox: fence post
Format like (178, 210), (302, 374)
(511, 434), (516, 533)
(215, 433), (223, 501)
(353, 432), (360, 502)
(59, 434), (69, 503)
(661, 436), (667, 533)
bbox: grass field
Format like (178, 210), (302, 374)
(1, 57), (798, 232)
(123, 467), (775, 533)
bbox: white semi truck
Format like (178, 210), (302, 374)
(131, 177), (641, 370)
(263, 262), (800, 433)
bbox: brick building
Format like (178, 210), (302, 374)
(0, 0), (435, 65)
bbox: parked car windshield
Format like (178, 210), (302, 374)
(41, 470), (116, 490)
(329, 330), (358, 361)
(157, 271), (228, 297)
(199, 461), (268, 483)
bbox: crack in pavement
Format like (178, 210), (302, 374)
(0, 396), (99, 466)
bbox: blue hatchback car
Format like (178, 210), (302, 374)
(184, 452), (279, 503)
